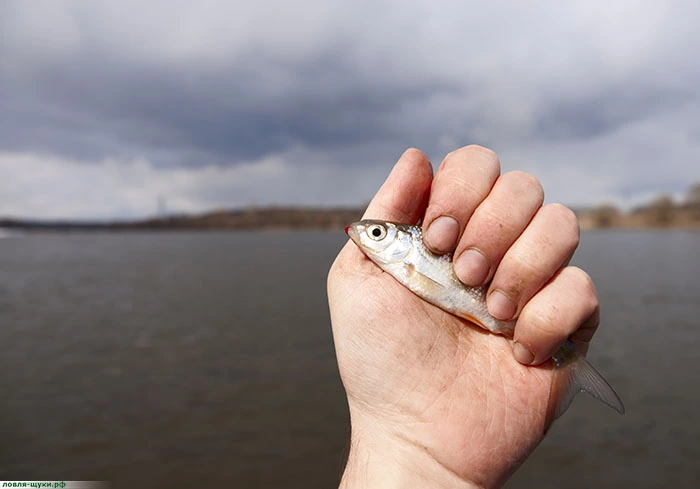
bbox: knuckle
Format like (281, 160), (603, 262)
(438, 151), (459, 175)
(491, 262), (538, 306)
(467, 204), (519, 246)
(442, 145), (500, 171)
(567, 266), (598, 310)
(433, 177), (480, 210)
(568, 265), (594, 290)
(503, 171), (544, 199)
(434, 150), (501, 210)
(516, 266), (600, 346)
(402, 147), (427, 160)
(543, 203), (580, 246)
(463, 144), (499, 162)
(546, 203), (579, 229)
(519, 302), (563, 338)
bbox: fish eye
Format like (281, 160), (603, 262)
(367, 224), (387, 241)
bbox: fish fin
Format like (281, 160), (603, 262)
(405, 263), (445, 294)
(546, 342), (625, 426)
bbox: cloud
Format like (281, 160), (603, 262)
(0, 0), (462, 166)
(501, 99), (700, 209)
(0, 152), (284, 219)
(1, 0), (699, 218)
(0, 145), (393, 220)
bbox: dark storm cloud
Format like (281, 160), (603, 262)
(2, 0), (696, 171)
(0, 42), (462, 166)
(534, 84), (695, 141)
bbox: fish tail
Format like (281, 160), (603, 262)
(546, 340), (625, 426)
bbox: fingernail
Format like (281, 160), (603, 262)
(487, 290), (516, 320)
(513, 341), (535, 365)
(424, 216), (459, 253)
(454, 248), (489, 286)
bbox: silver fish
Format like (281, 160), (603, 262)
(346, 219), (624, 422)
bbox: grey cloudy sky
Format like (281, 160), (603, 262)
(1, 0), (699, 219)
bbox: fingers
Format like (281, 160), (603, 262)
(486, 203), (579, 320)
(362, 145), (594, 368)
(423, 146), (501, 253)
(362, 148), (433, 224)
(512, 266), (600, 365)
(421, 144), (593, 366)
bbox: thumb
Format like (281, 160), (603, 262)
(329, 147), (433, 287)
(362, 148), (433, 224)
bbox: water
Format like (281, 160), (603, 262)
(508, 230), (700, 488)
(0, 230), (698, 488)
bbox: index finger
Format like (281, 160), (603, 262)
(422, 145), (501, 254)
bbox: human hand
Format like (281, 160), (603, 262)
(327, 146), (600, 489)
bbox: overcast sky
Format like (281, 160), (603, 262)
(1, 0), (699, 220)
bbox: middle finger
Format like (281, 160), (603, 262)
(453, 170), (544, 287)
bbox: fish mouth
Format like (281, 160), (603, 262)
(345, 222), (363, 244)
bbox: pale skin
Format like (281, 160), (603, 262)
(327, 146), (600, 489)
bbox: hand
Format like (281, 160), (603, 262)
(327, 146), (600, 489)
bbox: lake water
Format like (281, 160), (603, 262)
(0, 229), (698, 488)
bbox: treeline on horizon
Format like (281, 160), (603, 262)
(0, 207), (364, 231)
(576, 182), (700, 229)
(2, 183), (700, 231)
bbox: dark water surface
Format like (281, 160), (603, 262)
(0, 230), (698, 488)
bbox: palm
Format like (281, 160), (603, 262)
(329, 242), (551, 484)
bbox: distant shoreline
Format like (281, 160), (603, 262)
(0, 207), (364, 232)
(1, 201), (699, 232)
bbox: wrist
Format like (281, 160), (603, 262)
(339, 415), (486, 489)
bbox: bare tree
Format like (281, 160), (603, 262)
(685, 183), (700, 220)
(591, 204), (621, 228)
(646, 195), (677, 227)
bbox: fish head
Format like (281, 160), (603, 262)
(345, 219), (414, 265)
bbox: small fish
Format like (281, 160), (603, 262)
(346, 219), (624, 422)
